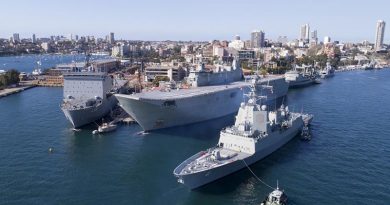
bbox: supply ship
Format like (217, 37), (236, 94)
(61, 70), (117, 128)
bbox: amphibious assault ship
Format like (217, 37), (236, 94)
(115, 59), (288, 131)
(173, 85), (308, 189)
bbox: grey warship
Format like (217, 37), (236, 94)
(115, 59), (288, 131)
(61, 70), (117, 128)
(285, 64), (317, 88)
(173, 85), (309, 189)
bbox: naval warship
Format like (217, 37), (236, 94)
(61, 70), (118, 128)
(173, 85), (309, 189)
(285, 64), (317, 88)
(115, 59), (288, 131)
(320, 62), (335, 79)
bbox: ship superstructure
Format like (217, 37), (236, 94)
(173, 85), (308, 189)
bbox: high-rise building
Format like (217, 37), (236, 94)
(300, 24), (310, 43)
(13, 33), (20, 43)
(109, 32), (115, 44)
(310, 30), (318, 46)
(32, 34), (37, 43)
(251, 30), (265, 48)
(324, 36), (331, 44)
(375, 20), (386, 51)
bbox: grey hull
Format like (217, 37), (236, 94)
(116, 80), (288, 131)
(62, 96), (118, 128)
(287, 79), (315, 88)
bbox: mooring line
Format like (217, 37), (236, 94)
(242, 159), (275, 190)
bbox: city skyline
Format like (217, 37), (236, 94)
(1, 0), (390, 42)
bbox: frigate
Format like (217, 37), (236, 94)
(115, 59), (288, 131)
(173, 85), (309, 189)
(61, 71), (118, 128)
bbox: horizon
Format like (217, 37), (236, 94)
(1, 0), (390, 43)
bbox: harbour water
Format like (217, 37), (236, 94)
(0, 54), (111, 73)
(0, 58), (390, 204)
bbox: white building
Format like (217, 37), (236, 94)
(111, 43), (129, 57)
(300, 24), (310, 43)
(41, 42), (51, 52)
(144, 64), (186, 82)
(375, 20), (386, 51)
(213, 45), (225, 58)
(324, 36), (331, 45)
(228, 35), (245, 50)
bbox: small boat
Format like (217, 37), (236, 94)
(260, 182), (288, 205)
(98, 122), (117, 133)
(302, 114), (314, 126)
(301, 126), (311, 141)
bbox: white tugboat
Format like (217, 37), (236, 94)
(173, 84), (311, 189)
(92, 122), (117, 134)
(260, 182), (288, 205)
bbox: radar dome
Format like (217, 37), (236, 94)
(261, 105), (267, 111)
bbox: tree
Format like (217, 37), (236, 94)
(152, 76), (170, 87)
(6, 69), (20, 85)
(0, 69), (20, 88)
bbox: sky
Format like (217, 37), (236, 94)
(1, 0), (390, 43)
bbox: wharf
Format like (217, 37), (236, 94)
(111, 106), (136, 125)
(0, 85), (36, 98)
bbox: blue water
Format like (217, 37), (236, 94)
(0, 62), (389, 204)
(0, 54), (112, 73)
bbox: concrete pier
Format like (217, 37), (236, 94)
(0, 85), (36, 98)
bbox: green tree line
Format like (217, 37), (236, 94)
(0, 69), (20, 89)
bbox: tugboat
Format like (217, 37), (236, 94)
(173, 83), (311, 189)
(92, 122), (117, 134)
(300, 125), (311, 141)
(260, 182), (288, 205)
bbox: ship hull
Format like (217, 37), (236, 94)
(116, 79), (288, 131)
(287, 79), (315, 88)
(320, 71), (335, 79)
(62, 96), (118, 128)
(175, 119), (303, 189)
